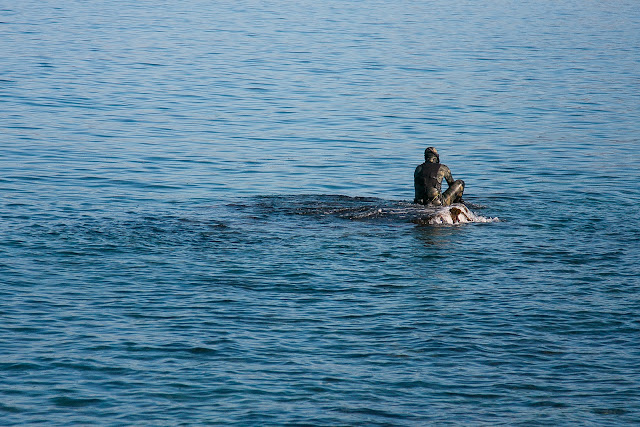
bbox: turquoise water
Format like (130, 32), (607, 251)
(2, 1), (640, 424)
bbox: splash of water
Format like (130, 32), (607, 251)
(414, 203), (500, 225)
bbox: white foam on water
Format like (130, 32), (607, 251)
(421, 204), (500, 225)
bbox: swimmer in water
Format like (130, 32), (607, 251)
(414, 147), (465, 206)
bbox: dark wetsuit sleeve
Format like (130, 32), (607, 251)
(414, 165), (421, 182)
(439, 164), (465, 206)
(414, 165), (426, 203)
(442, 165), (454, 186)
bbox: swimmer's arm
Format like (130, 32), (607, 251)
(443, 165), (455, 186)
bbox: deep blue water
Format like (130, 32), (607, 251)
(2, 1), (640, 425)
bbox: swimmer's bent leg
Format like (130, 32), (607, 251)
(441, 180), (465, 206)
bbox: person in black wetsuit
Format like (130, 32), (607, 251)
(414, 147), (465, 206)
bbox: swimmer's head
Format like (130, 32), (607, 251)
(424, 147), (439, 163)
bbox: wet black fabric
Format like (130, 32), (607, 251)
(418, 162), (442, 194)
(441, 179), (465, 206)
(414, 161), (465, 206)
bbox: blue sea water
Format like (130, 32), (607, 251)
(1, 0), (640, 424)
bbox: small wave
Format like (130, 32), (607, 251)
(51, 396), (103, 408)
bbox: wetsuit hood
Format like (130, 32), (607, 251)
(424, 147), (440, 163)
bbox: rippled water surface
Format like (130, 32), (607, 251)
(2, 1), (640, 425)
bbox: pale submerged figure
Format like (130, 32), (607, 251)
(414, 147), (465, 206)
